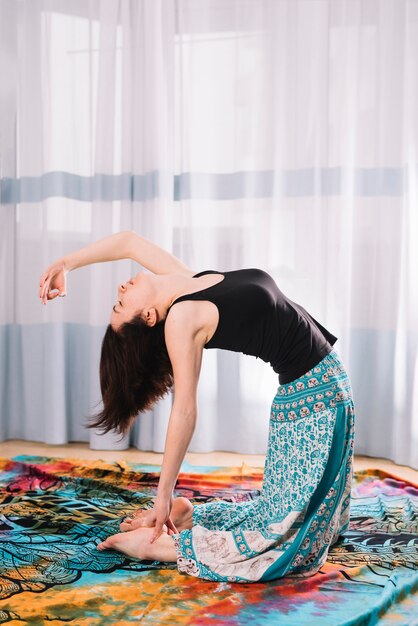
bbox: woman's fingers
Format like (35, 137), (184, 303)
(40, 274), (52, 303)
(166, 517), (179, 535)
(149, 523), (164, 544)
(39, 272), (48, 289)
(43, 287), (52, 304)
(39, 273), (66, 304)
(39, 272), (51, 297)
(41, 284), (50, 304)
(149, 514), (178, 543)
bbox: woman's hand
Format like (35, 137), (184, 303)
(39, 260), (68, 305)
(149, 494), (179, 543)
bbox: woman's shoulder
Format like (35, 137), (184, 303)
(164, 298), (210, 328)
(164, 298), (213, 345)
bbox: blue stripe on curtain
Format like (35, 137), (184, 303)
(0, 323), (105, 444)
(0, 168), (408, 203)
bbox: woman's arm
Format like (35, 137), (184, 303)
(54, 230), (192, 274)
(149, 304), (205, 542)
(39, 231), (134, 304)
(54, 231), (137, 272)
(39, 230), (193, 304)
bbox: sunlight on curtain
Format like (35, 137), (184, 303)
(1, 0), (417, 468)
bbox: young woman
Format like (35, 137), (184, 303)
(39, 230), (355, 583)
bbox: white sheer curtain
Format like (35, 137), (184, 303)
(1, 0), (417, 468)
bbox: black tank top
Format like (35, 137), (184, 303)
(167, 268), (337, 384)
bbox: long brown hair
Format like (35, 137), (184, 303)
(86, 316), (173, 439)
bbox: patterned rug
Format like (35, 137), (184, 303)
(0, 455), (417, 625)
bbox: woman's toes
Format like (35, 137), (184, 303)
(97, 537), (113, 550)
(96, 532), (124, 552)
(96, 527), (153, 560)
(119, 510), (148, 532)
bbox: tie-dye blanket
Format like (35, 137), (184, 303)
(0, 455), (417, 625)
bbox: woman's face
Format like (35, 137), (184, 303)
(110, 271), (155, 330)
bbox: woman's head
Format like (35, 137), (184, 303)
(110, 271), (160, 330)
(87, 316), (174, 439)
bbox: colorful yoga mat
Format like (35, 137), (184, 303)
(0, 455), (417, 624)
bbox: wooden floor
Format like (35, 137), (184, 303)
(1, 439), (417, 484)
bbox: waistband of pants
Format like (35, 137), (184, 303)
(275, 349), (351, 401)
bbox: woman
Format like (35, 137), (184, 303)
(39, 230), (355, 583)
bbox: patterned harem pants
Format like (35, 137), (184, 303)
(171, 348), (355, 582)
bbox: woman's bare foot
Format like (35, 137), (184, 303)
(120, 496), (194, 533)
(97, 526), (177, 562)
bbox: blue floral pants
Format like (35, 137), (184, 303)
(172, 349), (355, 582)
